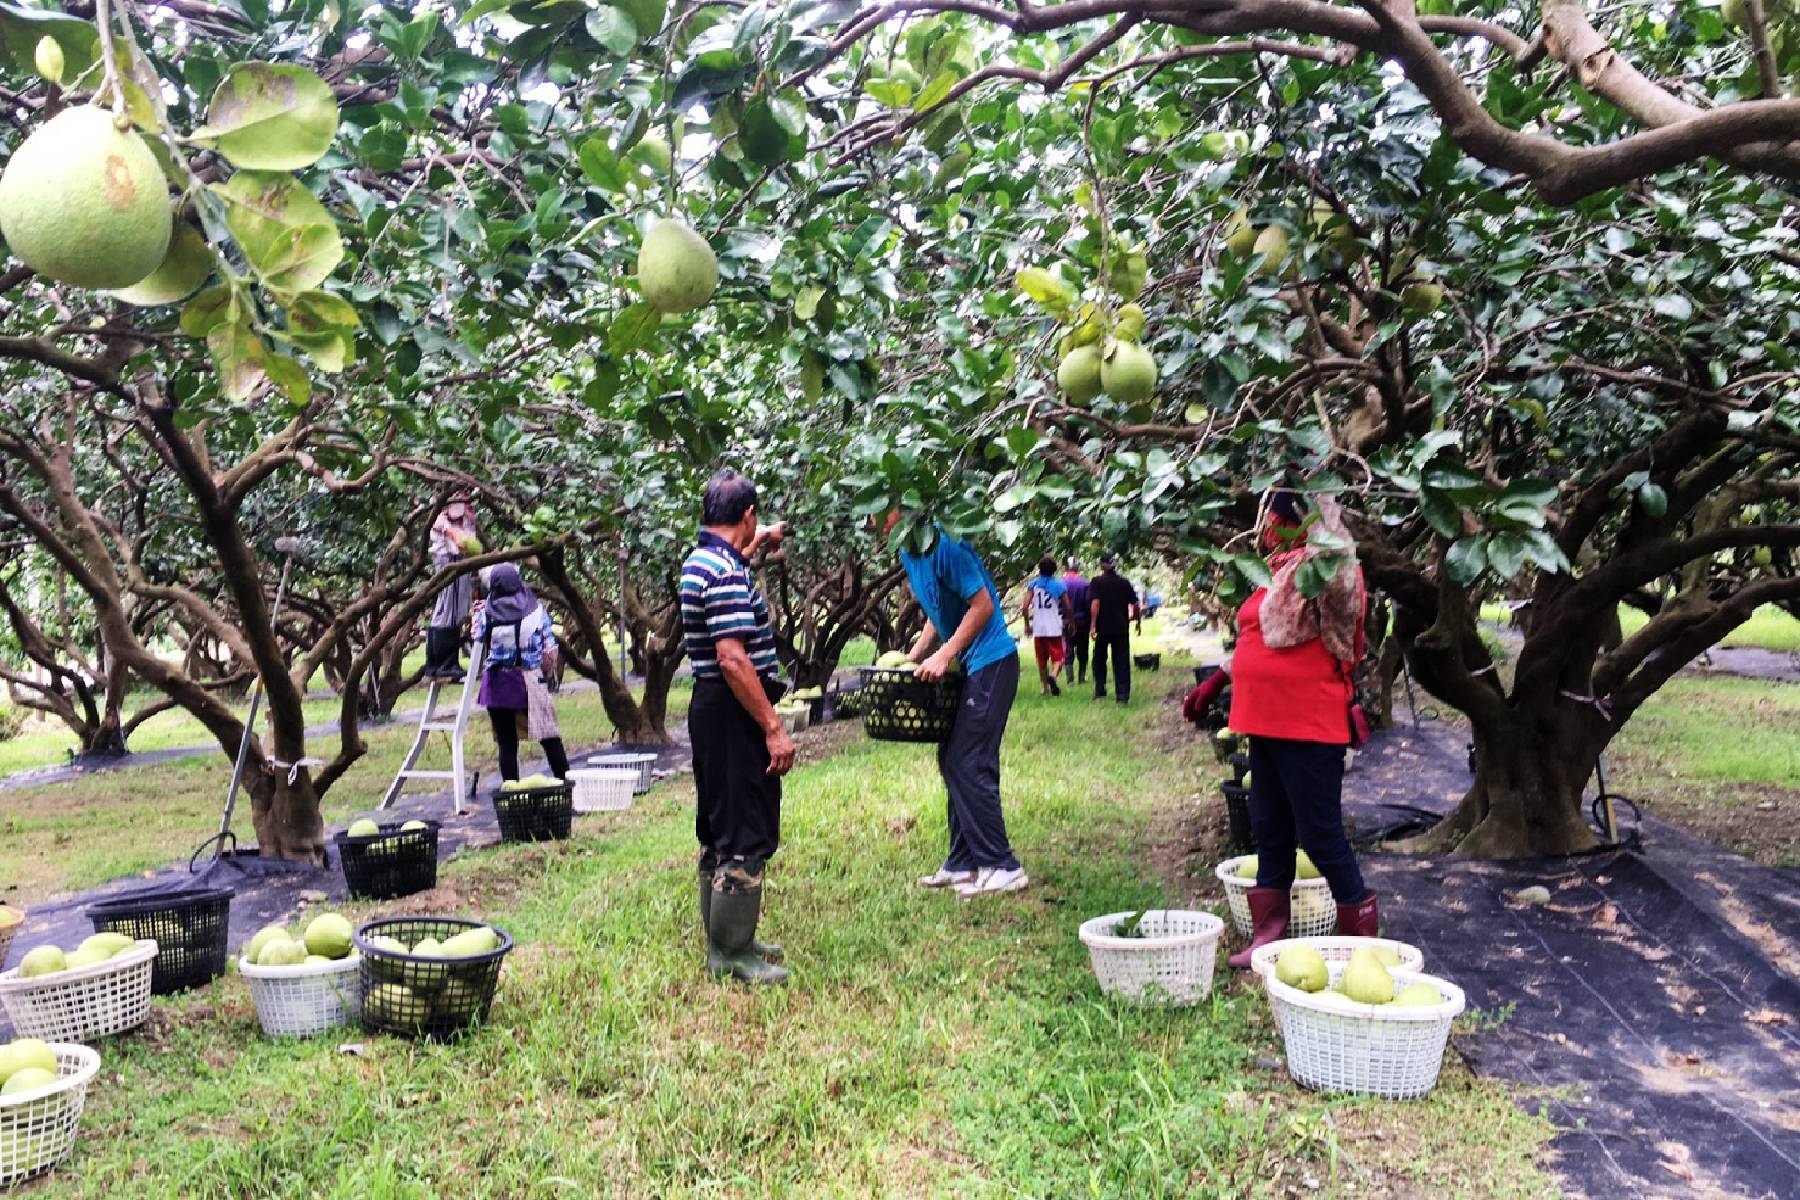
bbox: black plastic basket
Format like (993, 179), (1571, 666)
(1193, 664), (1219, 688)
(87, 887), (231, 995)
(834, 687), (865, 719)
(859, 667), (964, 743)
(1132, 652), (1162, 671)
(335, 821), (440, 900)
(354, 916), (513, 1039)
(1220, 781), (1256, 856)
(802, 692), (837, 726)
(492, 782), (573, 842)
(1226, 752), (1252, 786)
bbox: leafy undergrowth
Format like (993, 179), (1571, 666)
(0, 684), (691, 906)
(29, 665), (1559, 1198)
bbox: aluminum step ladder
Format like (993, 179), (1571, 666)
(381, 642), (483, 814)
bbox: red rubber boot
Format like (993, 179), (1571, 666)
(1227, 887), (1290, 969)
(1336, 893), (1379, 937)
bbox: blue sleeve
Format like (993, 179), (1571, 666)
(940, 540), (987, 604)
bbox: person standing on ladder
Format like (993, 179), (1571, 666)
(425, 494), (482, 679)
(472, 564), (569, 783)
(680, 469), (795, 986)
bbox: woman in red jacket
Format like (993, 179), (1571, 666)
(1191, 492), (1378, 967)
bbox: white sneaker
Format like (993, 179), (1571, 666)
(956, 867), (1029, 899)
(918, 868), (976, 889)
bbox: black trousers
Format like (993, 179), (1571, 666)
(936, 654), (1020, 870)
(1246, 735), (1366, 903)
(1062, 623), (1089, 682)
(1092, 627), (1131, 701)
(690, 678), (782, 866)
(488, 708), (569, 781)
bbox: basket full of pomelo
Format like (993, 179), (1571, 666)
(0, 1038), (102, 1186)
(492, 776), (573, 842)
(0, 935), (154, 1042)
(238, 913), (364, 1038)
(336, 818), (439, 900)
(1216, 854), (1335, 939)
(860, 653), (962, 743)
(355, 917), (513, 1039)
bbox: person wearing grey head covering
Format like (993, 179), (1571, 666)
(472, 563), (568, 782)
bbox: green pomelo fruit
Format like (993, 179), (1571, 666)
(109, 221), (212, 305)
(1295, 850), (1322, 881)
(1402, 281), (1443, 315)
(631, 133), (672, 173)
(0, 1066), (57, 1097)
(1274, 945), (1328, 992)
(1308, 989), (1360, 1011)
(78, 931), (135, 958)
(1234, 855), (1257, 880)
(257, 938), (307, 967)
(459, 534), (484, 555)
(1251, 226), (1290, 275)
(0, 106), (172, 289)
(637, 218), (718, 314)
(411, 938), (443, 958)
(1100, 340), (1157, 405)
(433, 978), (481, 1023)
(18, 946), (66, 978)
(303, 913), (354, 959)
(304, 954), (331, 965)
(347, 818), (381, 838)
(1370, 945), (1403, 968)
(0, 1039), (57, 1087)
(1057, 344), (1103, 404)
(363, 982), (419, 1025)
(1108, 248), (1147, 299)
(400, 819), (428, 833)
(1341, 948), (1396, 1005)
(1223, 208), (1257, 258)
(1112, 303), (1146, 343)
(443, 926), (500, 956)
(63, 946), (109, 969)
(1723, 0), (1747, 27)
(1395, 981), (1443, 1007)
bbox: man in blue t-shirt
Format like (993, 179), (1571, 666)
(883, 511), (1027, 899)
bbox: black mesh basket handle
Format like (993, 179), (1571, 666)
(87, 888), (232, 995)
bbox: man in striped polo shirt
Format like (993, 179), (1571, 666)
(680, 469), (795, 986)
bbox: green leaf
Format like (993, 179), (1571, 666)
(1487, 533), (1529, 579)
(1015, 266), (1069, 308)
(458, 0), (517, 23)
(578, 137), (629, 191)
(214, 172), (345, 294)
(609, 303), (662, 354)
(191, 63), (339, 170)
(584, 7), (638, 54)
(913, 70), (957, 113)
(793, 285), (825, 321)
(865, 79), (912, 108)
(285, 290), (361, 373)
(1445, 537), (1489, 585)
(179, 286), (235, 338)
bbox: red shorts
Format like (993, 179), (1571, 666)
(1034, 637), (1066, 670)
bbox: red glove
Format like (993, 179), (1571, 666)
(1183, 671), (1227, 723)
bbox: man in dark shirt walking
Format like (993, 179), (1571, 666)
(1089, 553), (1141, 705)
(1061, 558), (1091, 686)
(679, 469), (795, 986)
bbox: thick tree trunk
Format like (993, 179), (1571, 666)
(248, 768), (328, 862)
(1412, 709), (1600, 857)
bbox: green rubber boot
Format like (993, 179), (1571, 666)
(699, 871), (783, 965)
(707, 886), (789, 986)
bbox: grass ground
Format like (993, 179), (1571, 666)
(16, 660), (1558, 1199)
(0, 682), (691, 907)
(1606, 676), (1800, 867)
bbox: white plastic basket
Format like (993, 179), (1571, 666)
(778, 707), (807, 733)
(584, 752), (658, 794)
(1078, 910), (1225, 1007)
(239, 954), (363, 1037)
(1266, 966), (1466, 1098)
(0, 939), (155, 1042)
(1250, 936), (1425, 981)
(569, 767), (636, 814)
(1215, 857), (1336, 938)
(0, 1042), (101, 1186)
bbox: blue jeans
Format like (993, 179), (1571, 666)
(936, 655), (1021, 871)
(1247, 735), (1366, 903)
